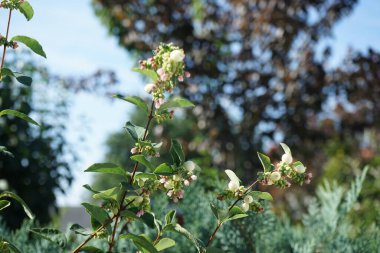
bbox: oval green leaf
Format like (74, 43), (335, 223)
(113, 95), (149, 114)
(155, 238), (176, 251)
(19, 1), (34, 21)
(132, 68), (159, 82)
(11, 35), (46, 58)
(157, 96), (194, 113)
(84, 163), (126, 176)
(0, 109), (40, 127)
(154, 163), (174, 176)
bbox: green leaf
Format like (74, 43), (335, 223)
(92, 186), (122, 203)
(30, 228), (67, 248)
(82, 203), (110, 224)
(77, 246), (104, 253)
(125, 121), (146, 141)
(155, 238), (176, 251)
(18, 1), (34, 21)
(1, 67), (32, 86)
(132, 67), (159, 82)
(257, 152), (273, 172)
(0, 200), (10, 211)
(82, 184), (100, 194)
(135, 172), (157, 181)
(165, 224), (203, 252)
(157, 96), (194, 113)
(154, 163), (174, 176)
(140, 211), (161, 232)
(280, 143), (291, 155)
(222, 206), (248, 223)
(169, 139), (185, 165)
(84, 163), (126, 176)
(11, 35), (46, 58)
(69, 224), (91, 236)
(113, 95), (149, 114)
(250, 191), (273, 201)
(0, 191), (34, 219)
(0, 109), (40, 127)
(210, 203), (219, 219)
(120, 234), (158, 253)
(131, 155), (154, 171)
(165, 210), (176, 225)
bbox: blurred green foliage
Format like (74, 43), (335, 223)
(2, 168), (379, 252)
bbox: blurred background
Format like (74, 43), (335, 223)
(0, 0), (379, 238)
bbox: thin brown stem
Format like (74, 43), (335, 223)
(130, 100), (155, 183)
(106, 100), (155, 252)
(207, 180), (259, 247)
(0, 9), (12, 79)
(206, 222), (222, 247)
(71, 193), (136, 252)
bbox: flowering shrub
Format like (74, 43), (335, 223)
(0, 3), (311, 251)
(20, 43), (308, 253)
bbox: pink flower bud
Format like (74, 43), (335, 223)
(191, 175), (197, 181)
(184, 180), (190, 186)
(178, 76), (184, 82)
(155, 98), (164, 109)
(185, 71), (191, 78)
(144, 83), (156, 94)
(131, 147), (137, 154)
(136, 209), (145, 217)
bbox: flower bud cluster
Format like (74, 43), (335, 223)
(154, 110), (174, 124)
(140, 43), (191, 108)
(131, 193), (151, 217)
(130, 140), (161, 157)
(0, 0), (25, 10)
(258, 151), (312, 188)
(158, 161), (198, 202)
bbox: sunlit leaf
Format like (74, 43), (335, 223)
(157, 96), (194, 113)
(0, 109), (40, 127)
(84, 163), (126, 176)
(113, 95), (149, 114)
(18, 1), (34, 21)
(11, 35), (46, 58)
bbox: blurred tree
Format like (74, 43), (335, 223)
(0, 52), (117, 229)
(91, 0), (380, 183)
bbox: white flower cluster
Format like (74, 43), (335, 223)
(140, 43), (191, 109)
(261, 143), (312, 187)
(159, 161), (198, 202)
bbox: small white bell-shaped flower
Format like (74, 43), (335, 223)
(225, 170), (240, 192)
(294, 164), (306, 173)
(270, 171), (281, 181)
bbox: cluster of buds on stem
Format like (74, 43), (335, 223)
(158, 161), (198, 202)
(140, 43), (191, 109)
(0, 0), (25, 9)
(258, 143), (312, 188)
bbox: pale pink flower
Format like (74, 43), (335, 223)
(191, 175), (197, 181)
(185, 71), (191, 78)
(184, 180), (190, 186)
(131, 147), (137, 154)
(136, 209), (145, 217)
(178, 76), (184, 82)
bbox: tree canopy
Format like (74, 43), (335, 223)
(92, 0), (380, 181)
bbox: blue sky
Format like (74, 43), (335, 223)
(4, 0), (380, 206)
